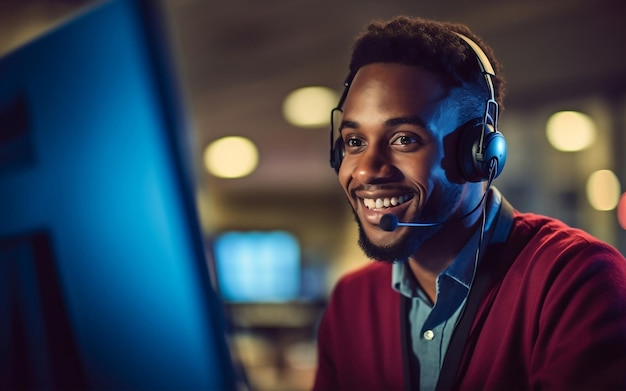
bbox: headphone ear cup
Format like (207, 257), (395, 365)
(330, 137), (345, 173)
(459, 122), (507, 182)
(481, 128), (507, 179)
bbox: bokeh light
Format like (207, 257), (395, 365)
(546, 110), (597, 152)
(204, 136), (259, 178)
(282, 86), (338, 128)
(586, 169), (621, 211)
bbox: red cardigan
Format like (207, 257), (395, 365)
(313, 211), (626, 391)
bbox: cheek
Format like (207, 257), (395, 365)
(399, 151), (441, 183)
(441, 130), (465, 184)
(337, 164), (353, 194)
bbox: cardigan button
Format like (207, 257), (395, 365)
(423, 330), (435, 341)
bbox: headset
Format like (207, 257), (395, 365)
(329, 31), (507, 183)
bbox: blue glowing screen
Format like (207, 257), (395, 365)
(214, 231), (301, 302)
(0, 1), (237, 389)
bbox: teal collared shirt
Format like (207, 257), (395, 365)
(391, 188), (505, 391)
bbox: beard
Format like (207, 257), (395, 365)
(353, 211), (438, 263)
(352, 183), (464, 263)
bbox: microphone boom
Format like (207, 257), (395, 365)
(380, 214), (440, 231)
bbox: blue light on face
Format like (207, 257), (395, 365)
(214, 231), (301, 303)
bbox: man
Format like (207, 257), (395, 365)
(314, 16), (626, 391)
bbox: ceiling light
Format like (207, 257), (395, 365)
(546, 110), (596, 152)
(282, 86), (338, 128)
(204, 136), (259, 179)
(586, 169), (621, 211)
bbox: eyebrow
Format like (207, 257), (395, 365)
(339, 115), (429, 132)
(385, 116), (429, 129)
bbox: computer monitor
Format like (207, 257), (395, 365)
(0, 0), (239, 389)
(213, 230), (302, 303)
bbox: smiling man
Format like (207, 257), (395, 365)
(313, 16), (626, 391)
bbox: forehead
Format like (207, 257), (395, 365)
(342, 63), (447, 115)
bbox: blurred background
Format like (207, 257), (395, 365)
(1, 0), (625, 390)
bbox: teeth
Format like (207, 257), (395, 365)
(363, 194), (412, 210)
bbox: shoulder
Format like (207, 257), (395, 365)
(329, 262), (392, 301)
(337, 261), (393, 287)
(468, 210), (626, 390)
(326, 262), (396, 312)
(507, 211), (626, 297)
(511, 211), (625, 264)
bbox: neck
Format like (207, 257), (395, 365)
(407, 202), (483, 303)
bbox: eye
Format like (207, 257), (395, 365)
(391, 134), (421, 146)
(345, 137), (365, 148)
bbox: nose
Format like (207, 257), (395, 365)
(352, 146), (399, 184)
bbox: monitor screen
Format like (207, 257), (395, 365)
(214, 230), (302, 303)
(0, 0), (239, 389)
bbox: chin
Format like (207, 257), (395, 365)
(354, 215), (437, 263)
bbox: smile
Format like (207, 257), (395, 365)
(362, 194), (414, 210)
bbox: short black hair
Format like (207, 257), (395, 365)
(348, 16), (506, 111)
